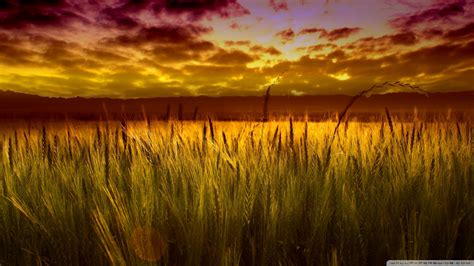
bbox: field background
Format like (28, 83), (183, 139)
(0, 115), (472, 265)
(0, 90), (473, 120)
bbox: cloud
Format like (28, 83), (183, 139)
(444, 22), (474, 41)
(249, 45), (281, 56)
(389, 0), (467, 29)
(85, 48), (129, 62)
(299, 27), (325, 35)
(343, 31), (419, 55)
(0, 0), (473, 97)
(421, 28), (444, 39)
(275, 28), (295, 42)
(297, 43), (338, 53)
(99, 7), (140, 30)
(104, 24), (212, 46)
(389, 31), (418, 45)
(0, 8), (84, 30)
(2, 36), (473, 96)
(98, 0), (250, 26)
(269, 0), (288, 12)
(229, 22), (250, 30)
(423, 69), (474, 93)
(225, 40), (251, 46)
(0, 0), (249, 32)
(149, 42), (214, 63)
(102, 24), (216, 64)
(181, 64), (254, 88)
(299, 27), (361, 41)
(207, 49), (255, 65)
(397, 41), (474, 75)
(326, 49), (346, 60)
(0, 0), (89, 30)
(106, 0), (250, 21)
(320, 27), (361, 41)
(0, 34), (38, 66)
(0, 43), (37, 66)
(256, 39), (474, 95)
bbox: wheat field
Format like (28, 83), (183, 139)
(0, 118), (473, 265)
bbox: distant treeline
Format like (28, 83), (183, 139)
(0, 110), (470, 122)
(0, 90), (473, 121)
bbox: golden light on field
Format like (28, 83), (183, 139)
(0, 117), (473, 264)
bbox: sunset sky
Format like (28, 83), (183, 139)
(0, 0), (473, 98)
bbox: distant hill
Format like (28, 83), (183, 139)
(0, 90), (473, 121)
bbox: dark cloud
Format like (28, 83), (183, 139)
(146, 39), (215, 63)
(225, 40), (251, 46)
(390, 0), (467, 29)
(229, 22), (249, 30)
(299, 27), (361, 41)
(207, 49), (255, 65)
(0, 42), (37, 66)
(94, 0), (250, 26)
(123, 26), (217, 63)
(111, 0), (250, 21)
(326, 49), (345, 60)
(340, 41), (474, 79)
(104, 24), (212, 46)
(99, 7), (140, 30)
(93, 0), (245, 35)
(297, 43), (338, 53)
(275, 28), (295, 42)
(344, 31), (418, 54)
(249, 45), (281, 56)
(0, 33), (108, 72)
(152, 0), (250, 20)
(320, 27), (361, 41)
(299, 27), (325, 35)
(422, 28), (444, 39)
(0, 0), (86, 29)
(85, 48), (129, 62)
(389, 31), (418, 45)
(423, 69), (474, 93)
(257, 39), (474, 95)
(99, 0), (249, 30)
(149, 45), (200, 63)
(0, 0), (67, 9)
(269, 0), (288, 12)
(397, 41), (474, 75)
(0, 9), (83, 29)
(0, 0), (248, 31)
(444, 22), (474, 41)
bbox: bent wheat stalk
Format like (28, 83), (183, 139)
(325, 81), (426, 171)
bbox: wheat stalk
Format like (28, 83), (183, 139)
(304, 121), (308, 171)
(262, 71), (286, 122)
(385, 108), (394, 136)
(289, 117), (294, 149)
(325, 81), (424, 170)
(208, 116), (215, 142)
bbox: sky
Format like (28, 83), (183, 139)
(0, 0), (473, 98)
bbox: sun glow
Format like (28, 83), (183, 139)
(329, 72), (351, 81)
